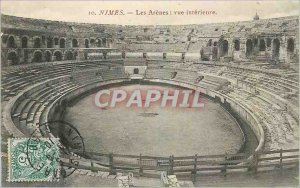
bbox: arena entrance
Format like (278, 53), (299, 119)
(54, 51), (63, 61)
(7, 51), (18, 65)
(272, 38), (280, 60)
(133, 68), (139, 74)
(220, 40), (228, 57)
(33, 51), (43, 63)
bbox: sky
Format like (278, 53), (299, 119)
(1, 1), (299, 25)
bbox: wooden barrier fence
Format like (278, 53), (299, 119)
(61, 149), (299, 181)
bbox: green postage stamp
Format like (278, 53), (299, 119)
(7, 138), (60, 182)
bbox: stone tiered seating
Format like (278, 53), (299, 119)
(145, 68), (174, 80)
(1, 61), (118, 100)
(100, 67), (128, 81)
(11, 79), (78, 133)
(226, 88), (298, 151)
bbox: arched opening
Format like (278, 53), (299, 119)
(259, 39), (266, 51)
(84, 52), (88, 60)
(212, 46), (218, 60)
(246, 39), (253, 57)
(45, 51), (52, 62)
(21, 37), (28, 48)
(272, 38), (280, 59)
(221, 40), (228, 57)
(59, 38), (65, 48)
(72, 39), (78, 47)
(34, 38), (41, 48)
(7, 51), (18, 65)
(207, 39), (212, 47)
(7, 36), (16, 48)
(234, 40), (240, 51)
(54, 51), (63, 61)
(47, 37), (53, 48)
(54, 38), (59, 45)
(90, 39), (95, 46)
(133, 68), (139, 74)
(213, 41), (218, 46)
(65, 51), (73, 60)
(102, 38), (106, 47)
(85, 39), (89, 48)
(33, 51), (43, 63)
(97, 39), (102, 47)
(287, 38), (294, 53)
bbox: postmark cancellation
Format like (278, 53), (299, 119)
(7, 138), (60, 182)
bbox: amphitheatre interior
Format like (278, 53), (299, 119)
(1, 13), (299, 186)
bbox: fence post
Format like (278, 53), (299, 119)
(279, 149), (283, 170)
(253, 153), (259, 174)
(222, 152), (228, 176)
(168, 155), (174, 175)
(91, 161), (96, 172)
(192, 154), (197, 182)
(139, 153), (143, 176)
(109, 153), (116, 175)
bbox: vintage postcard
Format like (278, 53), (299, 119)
(1, 0), (299, 187)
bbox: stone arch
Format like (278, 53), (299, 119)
(21, 36), (28, 48)
(259, 39), (266, 51)
(33, 37), (42, 48)
(272, 38), (280, 59)
(54, 50), (63, 61)
(287, 38), (294, 53)
(133, 68), (139, 74)
(207, 39), (212, 47)
(7, 51), (18, 65)
(90, 38), (95, 45)
(45, 51), (52, 62)
(54, 37), (59, 45)
(246, 39), (253, 57)
(85, 39), (89, 48)
(234, 40), (240, 51)
(220, 40), (228, 57)
(59, 38), (66, 48)
(65, 51), (73, 60)
(72, 39), (79, 47)
(33, 50), (43, 63)
(7, 35), (16, 48)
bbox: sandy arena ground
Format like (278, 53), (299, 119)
(64, 85), (244, 157)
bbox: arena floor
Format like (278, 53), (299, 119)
(64, 84), (244, 156)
